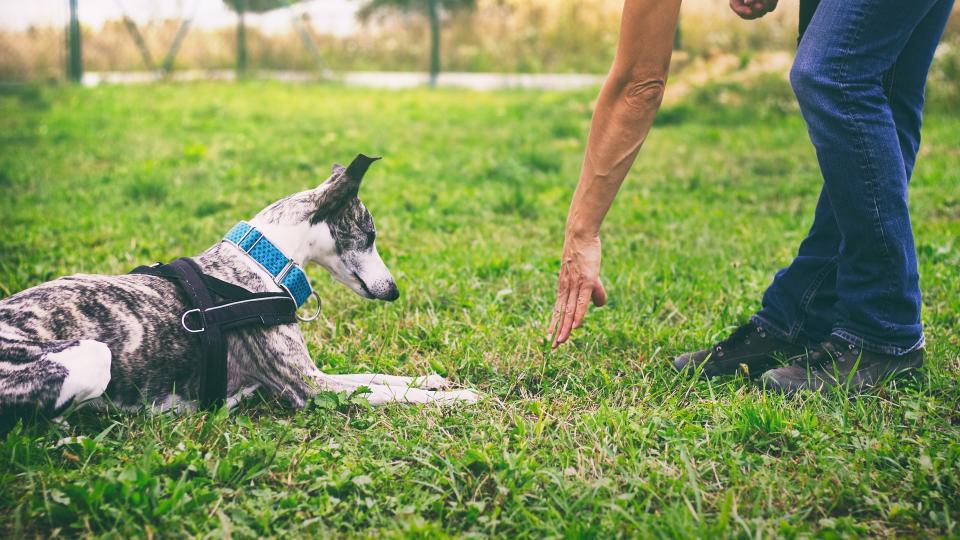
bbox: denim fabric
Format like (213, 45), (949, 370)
(752, 0), (954, 355)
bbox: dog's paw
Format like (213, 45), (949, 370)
(434, 389), (480, 404)
(416, 374), (450, 390)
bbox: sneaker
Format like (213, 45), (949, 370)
(760, 336), (924, 395)
(673, 321), (808, 378)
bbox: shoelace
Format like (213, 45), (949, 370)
(807, 338), (858, 367)
(714, 323), (765, 357)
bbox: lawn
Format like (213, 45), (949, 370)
(1, 82), (958, 538)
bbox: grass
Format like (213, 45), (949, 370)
(0, 81), (958, 538)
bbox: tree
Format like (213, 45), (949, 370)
(358, 0), (476, 86)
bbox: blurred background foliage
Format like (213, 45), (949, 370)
(0, 0), (958, 111)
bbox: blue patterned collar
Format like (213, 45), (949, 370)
(223, 222), (315, 310)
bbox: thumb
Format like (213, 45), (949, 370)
(592, 279), (607, 307)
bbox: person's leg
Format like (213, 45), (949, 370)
(755, 0), (955, 348)
(762, 0), (953, 393)
(780, 0), (953, 355)
(886, 0), (955, 182)
(674, 0), (953, 378)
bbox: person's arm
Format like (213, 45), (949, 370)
(548, 0), (681, 348)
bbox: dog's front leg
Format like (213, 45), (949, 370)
(324, 373), (450, 390)
(280, 356), (481, 407)
(236, 328), (479, 408)
(360, 384), (480, 405)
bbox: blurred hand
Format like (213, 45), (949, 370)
(547, 231), (608, 349)
(730, 0), (778, 19)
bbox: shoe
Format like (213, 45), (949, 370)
(673, 321), (808, 378)
(760, 336), (924, 395)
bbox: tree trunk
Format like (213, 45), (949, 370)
(427, 0), (440, 86)
(236, 0), (247, 78)
(67, 0), (83, 82)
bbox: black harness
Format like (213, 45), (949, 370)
(131, 257), (298, 408)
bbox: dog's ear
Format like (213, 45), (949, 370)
(342, 153), (380, 187)
(313, 154), (381, 219)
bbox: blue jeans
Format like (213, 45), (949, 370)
(752, 0), (954, 355)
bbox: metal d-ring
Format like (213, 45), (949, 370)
(181, 308), (205, 333)
(297, 291), (322, 322)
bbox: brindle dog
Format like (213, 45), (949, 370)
(0, 154), (478, 426)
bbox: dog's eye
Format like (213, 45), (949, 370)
(366, 231), (376, 246)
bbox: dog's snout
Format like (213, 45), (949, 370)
(382, 282), (399, 302)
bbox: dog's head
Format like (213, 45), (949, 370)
(251, 154), (399, 301)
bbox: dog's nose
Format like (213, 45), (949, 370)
(382, 282), (400, 302)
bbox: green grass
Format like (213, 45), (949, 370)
(1, 82), (958, 538)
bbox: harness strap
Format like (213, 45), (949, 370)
(131, 257), (297, 408)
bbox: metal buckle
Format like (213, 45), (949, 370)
(243, 234), (263, 253)
(296, 291), (322, 322)
(181, 308), (205, 333)
(275, 260), (296, 282)
(234, 225), (254, 246)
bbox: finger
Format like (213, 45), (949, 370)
(755, 0), (774, 15)
(592, 279), (607, 307)
(548, 270), (570, 339)
(729, 0), (754, 17)
(555, 282), (581, 346)
(552, 284), (573, 348)
(737, 0), (762, 18)
(571, 285), (593, 329)
(547, 289), (565, 341)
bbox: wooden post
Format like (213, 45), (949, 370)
(120, 16), (157, 71)
(427, 0), (439, 86)
(67, 0), (83, 82)
(162, 17), (194, 75)
(236, 0), (247, 77)
(674, 17), (682, 50)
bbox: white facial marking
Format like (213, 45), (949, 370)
(349, 244), (398, 300)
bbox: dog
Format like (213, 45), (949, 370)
(0, 154), (478, 425)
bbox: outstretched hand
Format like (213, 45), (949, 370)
(730, 0), (778, 19)
(547, 232), (608, 349)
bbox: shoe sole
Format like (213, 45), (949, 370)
(760, 362), (924, 396)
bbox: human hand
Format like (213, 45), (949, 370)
(729, 0), (778, 19)
(547, 231), (608, 349)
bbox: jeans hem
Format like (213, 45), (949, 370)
(831, 327), (925, 356)
(750, 314), (798, 344)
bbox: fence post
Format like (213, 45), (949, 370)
(67, 0), (83, 82)
(428, 0), (439, 86)
(236, 0), (247, 77)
